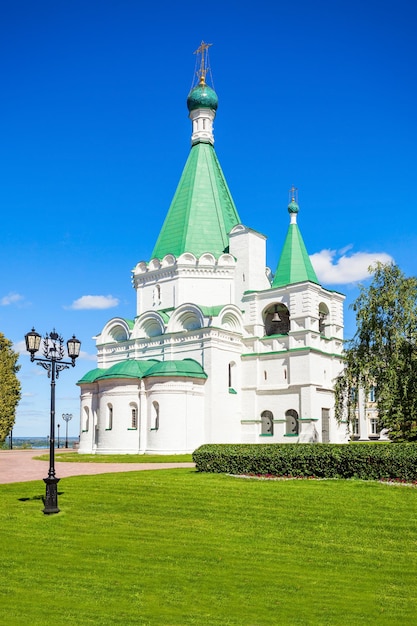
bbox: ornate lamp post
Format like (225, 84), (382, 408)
(25, 328), (81, 515)
(62, 413), (73, 448)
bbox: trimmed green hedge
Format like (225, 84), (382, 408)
(192, 443), (417, 482)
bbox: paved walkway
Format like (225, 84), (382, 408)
(0, 449), (195, 484)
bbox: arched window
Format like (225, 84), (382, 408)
(261, 410), (274, 435)
(107, 404), (113, 430)
(83, 407), (89, 432)
(319, 303), (329, 336)
(264, 304), (290, 336)
(228, 361), (236, 391)
(153, 284), (161, 307)
(285, 409), (299, 435)
(152, 401), (159, 431)
(368, 386), (376, 403)
(130, 404), (138, 429)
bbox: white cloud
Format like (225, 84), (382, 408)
(67, 295), (120, 310)
(13, 340), (27, 354)
(1, 292), (24, 306)
(310, 249), (394, 285)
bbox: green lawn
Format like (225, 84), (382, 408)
(0, 470), (416, 625)
(34, 452), (193, 463)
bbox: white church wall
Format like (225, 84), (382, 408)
(200, 333), (243, 443)
(145, 378), (206, 453)
(229, 225), (270, 303)
(133, 254), (237, 314)
(78, 385), (98, 454)
(94, 380), (141, 454)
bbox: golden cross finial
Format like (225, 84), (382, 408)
(289, 185), (298, 202)
(194, 41), (212, 85)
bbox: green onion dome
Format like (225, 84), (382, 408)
(187, 81), (218, 112)
(288, 200), (300, 214)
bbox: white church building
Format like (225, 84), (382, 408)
(77, 45), (348, 454)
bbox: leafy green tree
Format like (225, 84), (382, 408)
(335, 263), (417, 442)
(0, 332), (21, 443)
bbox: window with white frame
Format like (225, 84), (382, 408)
(370, 417), (379, 436)
(261, 410), (273, 435)
(83, 407), (90, 432)
(318, 303), (329, 336)
(285, 409), (299, 435)
(152, 401), (159, 430)
(228, 361), (237, 391)
(107, 404), (113, 430)
(153, 284), (161, 307)
(131, 406), (138, 429)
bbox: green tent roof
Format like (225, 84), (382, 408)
(151, 142), (240, 259)
(272, 223), (319, 288)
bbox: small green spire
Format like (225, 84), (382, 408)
(272, 192), (319, 288)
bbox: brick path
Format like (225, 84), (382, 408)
(0, 449), (194, 484)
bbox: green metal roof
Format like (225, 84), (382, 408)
(272, 223), (319, 288)
(144, 359), (207, 379)
(77, 368), (107, 384)
(199, 305), (225, 317)
(94, 360), (159, 381)
(77, 359), (207, 384)
(151, 142), (240, 259)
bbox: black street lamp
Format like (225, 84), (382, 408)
(62, 413), (73, 448)
(25, 328), (81, 515)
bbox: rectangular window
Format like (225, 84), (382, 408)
(131, 408), (137, 429)
(321, 408), (330, 443)
(368, 386), (376, 402)
(370, 418), (379, 435)
(353, 418), (359, 436)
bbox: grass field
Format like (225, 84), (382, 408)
(0, 469), (416, 625)
(34, 452), (193, 463)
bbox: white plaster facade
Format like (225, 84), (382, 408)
(78, 218), (349, 454)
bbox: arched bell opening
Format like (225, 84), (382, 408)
(264, 304), (290, 336)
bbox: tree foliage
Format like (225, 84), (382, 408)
(335, 263), (417, 442)
(0, 332), (21, 442)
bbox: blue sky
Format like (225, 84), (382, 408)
(1, 0), (416, 437)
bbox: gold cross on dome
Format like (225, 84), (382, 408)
(194, 41), (212, 84)
(289, 185), (298, 202)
